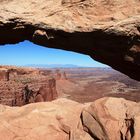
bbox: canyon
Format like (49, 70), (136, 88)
(0, 66), (140, 106)
(0, 0), (140, 139)
(0, 66), (139, 140)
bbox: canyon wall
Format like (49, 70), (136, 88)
(35, 78), (58, 102)
(0, 0), (140, 80)
(0, 68), (9, 81)
(0, 67), (58, 106)
(56, 70), (68, 80)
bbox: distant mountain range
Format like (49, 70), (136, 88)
(25, 64), (82, 68)
(25, 64), (110, 69)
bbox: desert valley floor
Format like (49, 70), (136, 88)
(57, 67), (140, 103)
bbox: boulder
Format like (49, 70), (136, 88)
(0, 97), (140, 139)
(0, 98), (91, 140)
(81, 97), (140, 140)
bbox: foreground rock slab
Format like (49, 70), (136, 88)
(0, 98), (91, 140)
(82, 97), (140, 140)
(0, 97), (140, 140)
(0, 0), (140, 80)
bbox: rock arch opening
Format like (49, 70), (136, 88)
(0, 40), (109, 106)
(0, 23), (140, 81)
(0, 41), (140, 106)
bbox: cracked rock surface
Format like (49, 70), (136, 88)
(0, 97), (140, 140)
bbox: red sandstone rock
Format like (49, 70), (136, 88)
(0, 68), (9, 81)
(0, 66), (58, 106)
(35, 78), (58, 102)
(56, 70), (62, 80)
(61, 71), (67, 80)
(56, 70), (68, 80)
(0, 98), (86, 140)
(81, 97), (140, 140)
(9, 69), (18, 80)
(0, 97), (140, 140)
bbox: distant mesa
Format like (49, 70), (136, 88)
(26, 64), (80, 68)
(55, 69), (68, 80)
(0, 66), (39, 81)
(0, 68), (9, 81)
(61, 71), (67, 80)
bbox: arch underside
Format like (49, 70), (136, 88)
(0, 0), (140, 81)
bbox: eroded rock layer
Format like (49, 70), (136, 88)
(0, 0), (140, 80)
(0, 66), (58, 106)
(0, 97), (140, 140)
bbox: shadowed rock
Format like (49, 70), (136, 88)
(0, 0), (140, 80)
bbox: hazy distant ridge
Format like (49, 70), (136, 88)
(25, 64), (82, 68)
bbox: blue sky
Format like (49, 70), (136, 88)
(0, 40), (108, 67)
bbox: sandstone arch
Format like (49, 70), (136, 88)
(0, 0), (140, 80)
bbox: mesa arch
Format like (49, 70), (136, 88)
(0, 0), (140, 81)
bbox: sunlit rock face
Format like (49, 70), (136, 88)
(55, 70), (68, 80)
(0, 0), (140, 80)
(0, 97), (140, 140)
(0, 68), (9, 81)
(61, 72), (68, 80)
(0, 66), (58, 106)
(35, 78), (58, 102)
(81, 97), (140, 140)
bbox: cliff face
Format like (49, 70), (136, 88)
(0, 0), (140, 80)
(56, 70), (68, 80)
(0, 68), (9, 81)
(0, 67), (58, 106)
(0, 97), (140, 140)
(35, 78), (58, 102)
